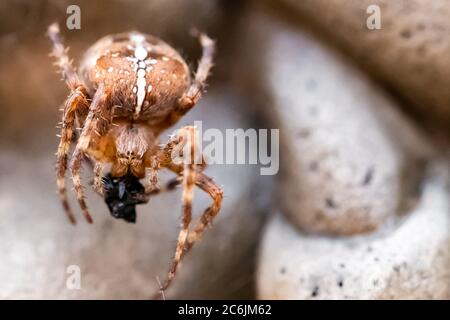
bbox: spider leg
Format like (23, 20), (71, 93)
(47, 23), (82, 91)
(69, 149), (93, 223)
(182, 31), (215, 107)
(56, 87), (90, 224)
(144, 156), (160, 194)
(146, 177), (181, 196)
(48, 22), (94, 223)
(143, 155), (186, 197)
(186, 172), (223, 250)
(76, 85), (112, 152)
(151, 170), (222, 299)
(152, 126), (203, 298)
(169, 32), (215, 126)
(70, 85), (112, 223)
(159, 161), (194, 291)
(93, 162), (104, 196)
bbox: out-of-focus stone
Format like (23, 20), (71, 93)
(235, 8), (432, 236)
(257, 163), (450, 299)
(270, 0), (450, 139)
(0, 87), (270, 299)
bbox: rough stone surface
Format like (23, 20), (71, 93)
(0, 87), (270, 299)
(258, 164), (450, 299)
(236, 8), (432, 236)
(272, 0), (450, 139)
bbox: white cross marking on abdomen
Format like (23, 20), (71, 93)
(131, 33), (148, 117)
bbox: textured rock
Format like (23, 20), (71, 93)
(236, 7), (431, 236)
(0, 87), (270, 299)
(258, 163), (450, 299)
(271, 0), (450, 138)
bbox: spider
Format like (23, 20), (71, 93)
(47, 23), (223, 297)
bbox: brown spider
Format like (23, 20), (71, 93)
(47, 23), (223, 297)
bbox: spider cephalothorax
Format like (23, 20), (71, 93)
(48, 23), (223, 297)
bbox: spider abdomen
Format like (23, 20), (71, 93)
(79, 32), (191, 123)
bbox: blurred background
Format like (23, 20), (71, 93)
(0, 0), (448, 299)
